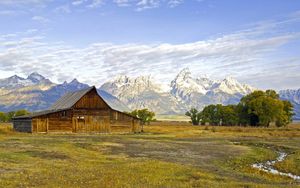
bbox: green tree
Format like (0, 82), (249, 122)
(130, 109), (155, 132)
(266, 89), (279, 99)
(0, 110), (30, 122)
(239, 90), (294, 127)
(6, 111), (16, 122)
(275, 101), (294, 127)
(0, 112), (7, 122)
(200, 104), (239, 126)
(198, 90), (294, 127)
(201, 104), (223, 126)
(220, 105), (239, 126)
(249, 96), (283, 126)
(185, 108), (201, 125)
(236, 103), (250, 126)
(15, 109), (30, 117)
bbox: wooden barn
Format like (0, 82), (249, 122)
(12, 86), (141, 133)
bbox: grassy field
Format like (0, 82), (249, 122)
(0, 123), (300, 187)
(155, 115), (190, 121)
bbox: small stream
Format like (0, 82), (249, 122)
(252, 151), (300, 180)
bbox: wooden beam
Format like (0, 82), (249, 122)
(46, 118), (49, 133)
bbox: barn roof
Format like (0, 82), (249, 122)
(13, 86), (136, 120)
(14, 109), (66, 119)
(49, 86), (94, 110)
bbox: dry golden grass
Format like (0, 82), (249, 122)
(0, 122), (300, 187)
(145, 123), (300, 138)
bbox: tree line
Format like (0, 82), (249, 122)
(186, 90), (294, 127)
(0, 110), (30, 122)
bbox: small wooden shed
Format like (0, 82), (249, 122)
(12, 86), (141, 133)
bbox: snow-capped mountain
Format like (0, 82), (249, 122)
(0, 70), (298, 119)
(279, 89), (300, 120)
(210, 76), (255, 95)
(168, 68), (256, 110)
(99, 68), (256, 114)
(100, 75), (186, 114)
(0, 72), (53, 89)
(0, 73), (127, 112)
(171, 68), (209, 99)
(170, 68), (255, 99)
(101, 75), (166, 99)
(27, 72), (52, 85)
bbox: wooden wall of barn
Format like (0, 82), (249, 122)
(13, 119), (32, 133)
(29, 110), (140, 133)
(32, 110), (73, 133)
(74, 89), (110, 109)
(15, 111), (140, 133)
(110, 111), (141, 133)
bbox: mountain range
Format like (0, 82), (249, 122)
(279, 89), (300, 120)
(0, 69), (299, 119)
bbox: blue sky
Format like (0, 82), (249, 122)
(0, 0), (300, 90)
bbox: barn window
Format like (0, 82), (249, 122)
(77, 116), (85, 123)
(61, 111), (67, 117)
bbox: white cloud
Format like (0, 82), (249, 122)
(72, 0), (87, 6)
(0, 0), (53, 16)
(136, 0), (160, 11)
(32, 16), (50, 24)
(0, 10), (18, 15)
(114, 0), (131, 7)
(54, 5), (71, 13)
(0, 0), (203, 12)
(168, 0), (184, 8)
(0, 23), (299, 89)
(87, 0), (105, 8)
(0, 0), (51, 5)
(0, 0), (52, 10)
(0, 10), (300, 90)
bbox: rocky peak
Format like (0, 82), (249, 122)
(69, 78), (79, 84)
(0, 75), (27, 89)
(211, 76), (254, 95)
(174, 67), (192, 82)
(27, 72), (45, 80)
(10, 75), (25, 80)
(27, 72), (53, 85)
(279, 89), (300, 104)
(196, 74), (215, 89)
(223, 76), (240, 85)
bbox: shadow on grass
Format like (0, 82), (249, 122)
(19, 150), (70, 160)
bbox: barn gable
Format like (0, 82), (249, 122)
(50, 86), (97, 110)
(73, 88), (110, 109)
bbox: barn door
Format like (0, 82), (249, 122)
(90, 116), (110, 133)
(77, 118), (86, 133)
(36, 118), (48, 133)
(72, 116), (86, 133)
(72, 116), (110, 133)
